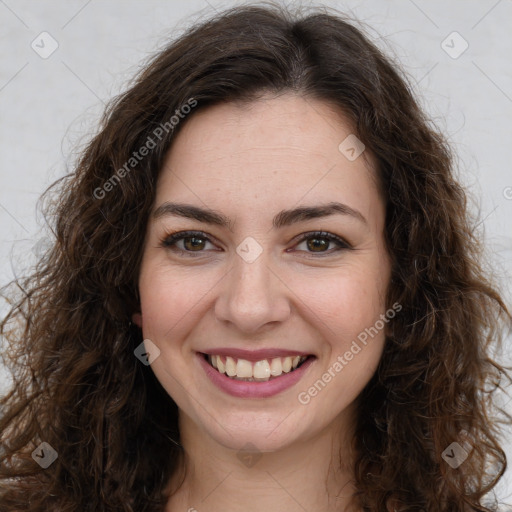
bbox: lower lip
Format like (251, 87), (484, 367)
(197, 353), (315, 398)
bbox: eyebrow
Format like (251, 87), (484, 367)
(152, 201), (367, 230)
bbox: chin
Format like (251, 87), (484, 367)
(197, 409), (310, 453)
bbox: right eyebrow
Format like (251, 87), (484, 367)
(152, 202), (235, 231)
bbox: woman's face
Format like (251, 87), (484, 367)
(135, 94), (391, 452)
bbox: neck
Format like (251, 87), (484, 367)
(164, 412), (359, 512)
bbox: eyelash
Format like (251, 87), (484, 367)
(160, 230), (352, 257)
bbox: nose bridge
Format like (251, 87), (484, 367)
(214, 245), (290, 332)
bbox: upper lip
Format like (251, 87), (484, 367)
(199, 348), (313, 362)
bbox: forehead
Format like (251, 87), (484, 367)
(155, 94), (382, 225)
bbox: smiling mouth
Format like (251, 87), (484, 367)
(201, 353), (313, 382)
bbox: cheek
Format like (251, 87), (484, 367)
(290, 265), (388, 341)
(136, 268), (204, 398)
(295, 270), (388, 409)
(138, 264), (214, 335)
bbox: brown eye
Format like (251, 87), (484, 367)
(293, 231), (352, 256)
(161, 231), (216, 255)
(183, 236), (207, 251)
(306, 237), (330, 252)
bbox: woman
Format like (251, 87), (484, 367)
(1, 3), (510, 511)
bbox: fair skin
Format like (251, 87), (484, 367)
(133, 93), (391, 512)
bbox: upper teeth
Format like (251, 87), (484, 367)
(208, 355), (307, 380)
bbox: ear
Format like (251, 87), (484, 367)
(132, 312), (143, 328)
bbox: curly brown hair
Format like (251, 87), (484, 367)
(1, 3), (511, 511)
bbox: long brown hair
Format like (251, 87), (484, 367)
(1, 3), (510, 511)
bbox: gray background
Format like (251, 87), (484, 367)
(1, 0), (511, 505)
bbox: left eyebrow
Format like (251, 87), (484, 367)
(272, 202), (367, 228)
(152, 201), (367, 230)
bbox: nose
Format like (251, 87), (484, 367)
(214, 248), (291, 334)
